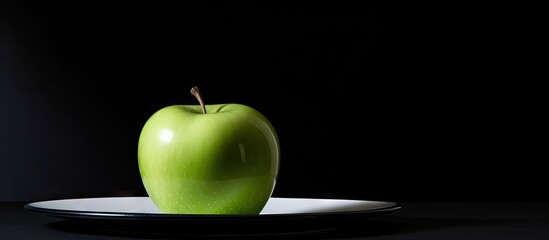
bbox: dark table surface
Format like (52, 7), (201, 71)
(1, 201), (548, 240)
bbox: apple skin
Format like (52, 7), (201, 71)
(138, 104), (280, 214)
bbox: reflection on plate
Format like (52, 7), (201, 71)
(25, 197), (401, 237)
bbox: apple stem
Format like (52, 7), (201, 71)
(190, 86), (207, 114)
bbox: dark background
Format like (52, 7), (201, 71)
(1, 2), (545, 202)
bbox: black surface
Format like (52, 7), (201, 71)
(3, 201), (549, 239)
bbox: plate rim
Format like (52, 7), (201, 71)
(24, 196), (401, 221)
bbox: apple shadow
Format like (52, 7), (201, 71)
(45, 216), (511, 240)
(45, 219), (333, 239)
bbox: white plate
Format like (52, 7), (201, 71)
(25, 197), (400, 237)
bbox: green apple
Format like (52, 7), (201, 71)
(137, 87), (280, 214)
